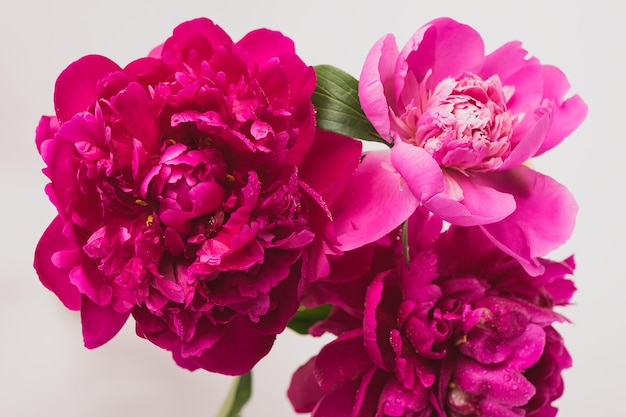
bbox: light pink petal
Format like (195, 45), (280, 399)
(480, 166), (577, 276)
(499, 113), (550, 170)
(425, 171), (516, 227)
(332, 150), (419, 251)
(34, 217), (81, 310)
(391, 140), (444, 203)
(54, 55), (122, 124)
(398, 17), (484, 93)
(81, 295), (130, 348)
(359, 34), (399, 142)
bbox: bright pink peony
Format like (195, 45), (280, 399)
(359, 17), (587, 275)
(289, 208), (575, 416)
(34, 18), (364, 375)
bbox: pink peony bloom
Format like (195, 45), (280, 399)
(359, 17), (587, 275)
(289, 208), (575, 416)
(34, 18), (364, 375)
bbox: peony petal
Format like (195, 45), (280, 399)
(332, 150), (419, 251)
(536, 66), (588, 155)
(160, 18), (232, 70)
(81, 295), (130, 348)
(455, 359), (536, 407)
(425, 171), (516, 227)
(237, 28), (295, 71)
(177, 317), (275, 375)
(499, 113), (550, 170)
(288, 356), (325, 413)
(54, 55), (122, 124)
(311, 378), (361, 417)
(399, 17), (484, 93)
(359, 34), (400, 142)
(109, 82), (159, 154)
(314, 329), (372, 390)
(298, 129), (362, 206)
(391, 140), (445, 203)
(480, 167), (577, 276)
(33, 217), (81, 310)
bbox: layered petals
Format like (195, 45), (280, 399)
(358, 17), (586, 274)
(291, 209), (575, 416)
(34, 18), (363, 375)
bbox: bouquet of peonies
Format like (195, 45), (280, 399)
(34, 16), (586, 416)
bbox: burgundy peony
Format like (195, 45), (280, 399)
(34, 18), (363, 375)
(289, 208), (575, 416)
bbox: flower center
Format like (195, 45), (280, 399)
(406, 73), (518, 172)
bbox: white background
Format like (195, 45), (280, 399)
(0, 0), (620, 416)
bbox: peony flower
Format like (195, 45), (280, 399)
(34, 18), (364, 375)
(358, 17), (587, 275)
(289, 208), (575, 416)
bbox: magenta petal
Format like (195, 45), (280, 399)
(179, 318), (275, 375)
(332, 150), (419, 251)
(499, 113), (550, 170)
(456, 360), (535, 407)
(81, 296), (130, 348)
(425, 172), (516, 227)
(399, 18), (484, 92)
(288, 356), (325, 413)
(312, 378), (361, 417)
(34, 217), (81, 310)
(237, 28), (295, 69)
(363, 272), (387, 369)
(314, 329), (372, 390)
(536, 65), (588, 155)
(391, 140), (445, 204)
(359, 34), (399, 142)
(299, 130), (362, 205)
(109, 82), (159, 154)
(480, 167), (577, 276)
(54, 55), (122, 124)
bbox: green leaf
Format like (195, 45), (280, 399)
(313, 65), (389, 145)
(287, 304), (332, 335)
(215, 372), (252, 417)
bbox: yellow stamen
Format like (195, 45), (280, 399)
(226, 174), (235, 182)
(146, 214), (154, 227)
(135, 199), (149, 207)
(455, 334), (468, 346)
